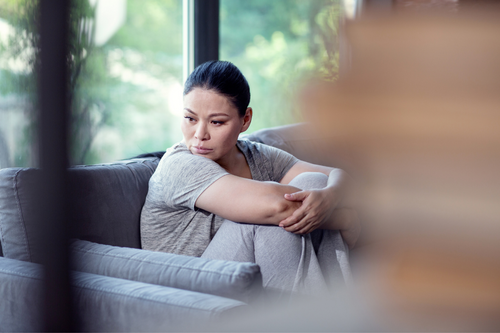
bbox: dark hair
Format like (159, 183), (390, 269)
(183, 61), (250, 117)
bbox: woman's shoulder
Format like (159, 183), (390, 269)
(236, 138), (298, 182)
(237, 138), (270, 153)
(156, 141), (226, 176)
(163, 141), (189, 158)
(237, 138), (294, 159)
(159, 141), (201, 165)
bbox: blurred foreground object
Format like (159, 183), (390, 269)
(301, 8), (500, 331)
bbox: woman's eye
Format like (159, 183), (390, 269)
(212, 120), (224, 125)
(184, 116), (195, 122)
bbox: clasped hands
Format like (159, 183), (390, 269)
(278, 186), (360, 248)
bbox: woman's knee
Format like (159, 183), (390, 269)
(288, 172), (328, 190)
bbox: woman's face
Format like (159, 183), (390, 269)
(181, 88), (252, 164)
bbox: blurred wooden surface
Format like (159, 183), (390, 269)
(300, 10), (500, 331)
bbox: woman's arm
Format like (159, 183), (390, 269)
(195, 175), (302, 225)
(278, 161), (360, 248)
(195, 160), (360, 248)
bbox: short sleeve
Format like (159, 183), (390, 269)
(153, 149), (229, 210)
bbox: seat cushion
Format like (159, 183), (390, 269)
(0, 256), (245, 332)
(70, 239), (263, 303)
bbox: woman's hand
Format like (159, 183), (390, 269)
(279, 181), (360, 249)
(278, 188), (339, 235)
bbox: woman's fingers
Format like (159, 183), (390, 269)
(279, 191), (310, 227)
(282, 209), (320, 233)
(280, 189), (337, 234)
(284, 190), (309, 202)
(283, 216), (319, 234)
(279, 206), (307, 227)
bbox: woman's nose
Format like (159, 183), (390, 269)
(194, 124), (209, 140)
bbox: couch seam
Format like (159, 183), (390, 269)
(0, 205), (5, 254)
(71, 282), (228, 314)
(71, 246), (253, 279)
(13, 169), (33, 262)
(0, 267), (41, 280)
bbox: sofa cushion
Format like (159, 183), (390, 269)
(70, 239), (263, 303)
(0, 158), (159, 263)
(68, 158), (158, 248)
(0, 256), (245, 332)
(0, 168), (40, 262)
(242, 123), (339, 168)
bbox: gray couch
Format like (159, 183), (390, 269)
(0, 123), (334, 331)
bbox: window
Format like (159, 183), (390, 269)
(220, 0), (344, 132)
(0, 0), (345, 167)
(0, 1), (39, 167)
(71, 0), (184, 164)
(0, 0), (184, 166)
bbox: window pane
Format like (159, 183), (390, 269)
(220, 0), (343, 133)
(0, 1), (39, 168)
(1, 0), (184, 167)
(70, 0), (183, 164)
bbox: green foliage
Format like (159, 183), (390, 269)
(108, 0), (182, 55)
(220, 0), (343, 133)
(0, 0), (39, 167)
(74, 0), (184, 164)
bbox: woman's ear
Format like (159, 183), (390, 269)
(240, 107), (253, 133)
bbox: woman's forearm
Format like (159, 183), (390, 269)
(325, 168), (352, 207)
(321, 208), (360, 249)
(322, 169), (360, 248)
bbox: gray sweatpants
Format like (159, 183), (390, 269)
(201, 172), (353, 298)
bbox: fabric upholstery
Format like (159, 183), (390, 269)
(0, 256), (245, 332)
(0, 158), (159, 263)
(0, 168), (39, 262)
(70, 239), (263, 303)
(68, 158), (158, 249)
(0, 257), (43, 331)
(242, 123), (339, 167)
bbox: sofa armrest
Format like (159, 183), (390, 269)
(0, 256), (245, 332)
(70, 239), (263, 303)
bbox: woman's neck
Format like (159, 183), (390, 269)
(216, 144), (252, 179)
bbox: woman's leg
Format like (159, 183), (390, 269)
(287, 172), (353, 288)
(201, 172), (352, 296)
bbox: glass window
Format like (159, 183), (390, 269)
(0, 1), (39, 168)
(1, 0), (344, 167)
(0, 0), (184, 167)
(219, 0), (344, 133)
(71, 0), (183, 164)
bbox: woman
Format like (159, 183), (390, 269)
(140, 61), (359, 297)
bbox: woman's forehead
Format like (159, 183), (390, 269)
(183, 88), (237, 114)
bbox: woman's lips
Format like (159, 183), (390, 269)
(192, 146), (213, 154)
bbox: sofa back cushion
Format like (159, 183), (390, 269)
(242, 123), (340, 168)
(0, 158), (158, 262)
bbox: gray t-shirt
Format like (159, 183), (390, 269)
(140, 139), (299, 257)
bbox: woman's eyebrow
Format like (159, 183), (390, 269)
(184, 108), (229, 118)
(208, 113), (230, 118)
